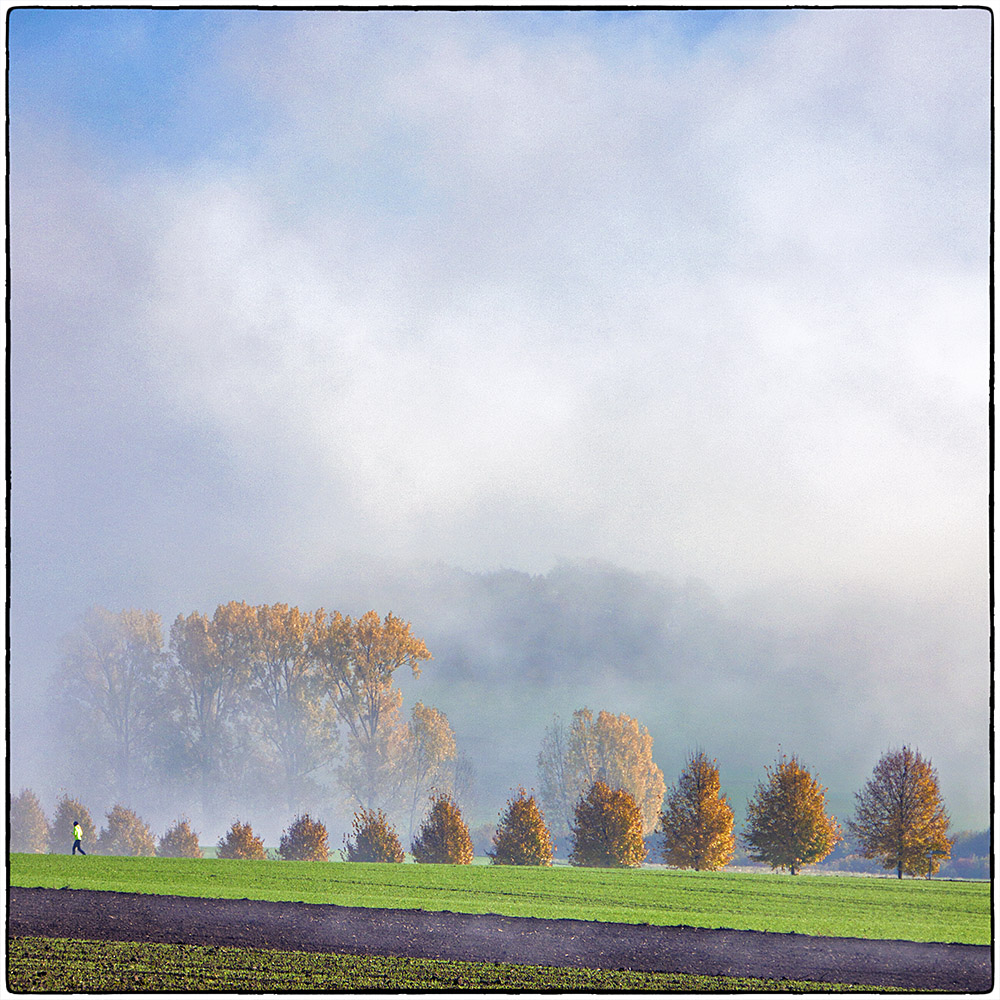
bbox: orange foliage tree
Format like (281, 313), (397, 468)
(658, 751), (735, 870)
(217, 819), (267, 860)
(411, 792), (474, 864)
(488, 787), (555, 866)
(849, 746), (952, 878)
(157, 817), (203, 858)
(96, 804), (156, 857)
(538, 709), (665, 836)
(742, 754), (841, 874)
(569, 780), (647, 868)
(278, 814), (330, 861)
(342, 808), (405, 863)
(309, 610), (432, 812)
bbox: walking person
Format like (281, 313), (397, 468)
(72, 819), (87, 855)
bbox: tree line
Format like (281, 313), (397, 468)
(46, 604), (955, 877)
(536, 737), (952, 877)
(13, 744), (952, 879)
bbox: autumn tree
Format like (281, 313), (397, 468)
(411, 792), (474, 864)
(157, 818), (203, 858)
(538, 709), (665, 835)
(569, 780), (647, 868)
(10, 788), (49, 853)
(279, 814), (330, 861)
(342, 808), (405, 863)
(48, 795), (97, 855)
(237, 603), (337, 812)
(397, 702), (459, 839)
(96, 804), (156, 856)
(488, 787), (555, 866)
(742, 755), (841, 874)
(658, 752), (735, 870)
(217, 820), (267, 860)
(848, 746), (952, 878)
(55, 607), (166, 803)
(309, 610), (431, 811)
(167, 606), (251, 815)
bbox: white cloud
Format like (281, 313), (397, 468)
(112, 9), (989, 596)
(9, 7), (990, 829)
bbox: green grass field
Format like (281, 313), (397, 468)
(10, 853), (989, 944)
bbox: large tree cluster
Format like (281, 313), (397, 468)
(53, 604), (464, 833)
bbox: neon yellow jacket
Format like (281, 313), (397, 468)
(73, 824), (83, 841)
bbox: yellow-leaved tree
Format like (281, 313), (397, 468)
(488, 787), (555, 866)
(538, 708), (665, 836)
(278, 814), (330, 861)
(411, 792), (474, 864)
(96, 804), (156, 857)
(157, 817), (203, 858)
(217, 819), (266, 860)
(658, 751), (735, 870)
(309, 610), (431, 812)
(569, 780), (647, 868)
(742, 754), (841, 875)
(168, 606), (252, 816)
(343, 808), (405, 863)
(848, 746), (952, 878)
(399, 702), (458, 840)
(241, 604), (337, 813)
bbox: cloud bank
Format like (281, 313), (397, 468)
(10, 9), (990, 827)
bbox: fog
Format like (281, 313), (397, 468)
(9, 8), (990, 844)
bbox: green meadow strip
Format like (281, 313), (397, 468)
(9, 854), (989, 945)
(6, 936), (904, 993)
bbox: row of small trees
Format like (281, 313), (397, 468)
(341, 745), (951, 876)
(659, 747), (951, 877)
(12, 744), (951, 878)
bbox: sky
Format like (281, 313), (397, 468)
(9, 8), (991, 829)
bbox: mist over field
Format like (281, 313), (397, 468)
(9, 9), (990, 843)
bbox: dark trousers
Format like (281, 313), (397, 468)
(73, 839), (86, 855)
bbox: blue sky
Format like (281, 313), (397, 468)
(9, 8), (991, 826)
(9, 9), (780, 168)
(9, 8), (266, 166)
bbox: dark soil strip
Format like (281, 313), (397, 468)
(7, 887), (993, 992)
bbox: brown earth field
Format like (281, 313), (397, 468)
(7, 886), (993, 992)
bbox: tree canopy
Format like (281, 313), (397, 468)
(848, 746), (952, 878)
(411, 792), (474, 864)
(569, 780), (647, 868)
(742, 754), (841, 874)
(53, 602), (437, 830)
(658, 751), (735, 870)
(538, 708), (665, 836)
(488, 787), (555, 866)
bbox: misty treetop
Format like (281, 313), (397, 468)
(53, 603), (459, 836)
(537, 708), (666, 836)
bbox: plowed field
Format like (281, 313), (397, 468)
(8, 887), (992, 992)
